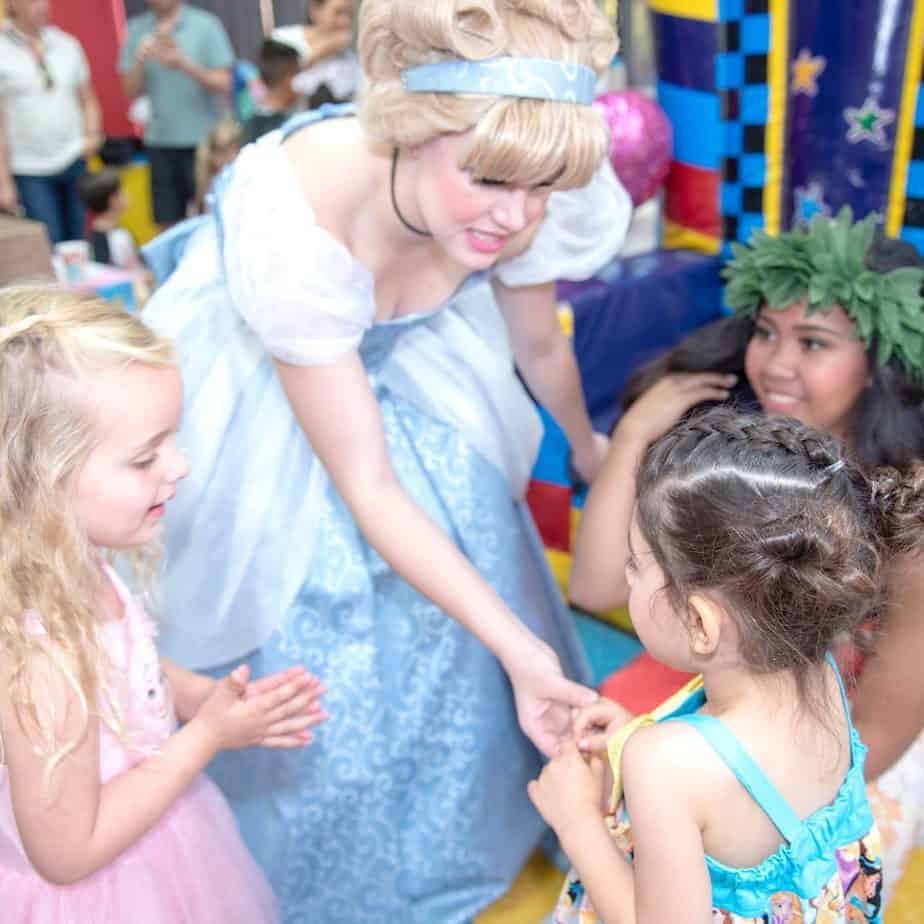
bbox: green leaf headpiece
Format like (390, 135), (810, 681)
(722, 207), (924, 381)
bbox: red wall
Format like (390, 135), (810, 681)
(51, 0), (135, 137)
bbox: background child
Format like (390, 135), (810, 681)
(0, 285), (328, 922)
(193, 117), (242, 214)
(76, 167), (139, 269)
(530, 407), (921, 924)
(242, 40), (300, 145)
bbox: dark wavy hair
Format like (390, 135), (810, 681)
(621, 237), (924, 471)
(636, 408), (924, 700)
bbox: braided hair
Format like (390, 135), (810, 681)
(636, 407), (924, 696)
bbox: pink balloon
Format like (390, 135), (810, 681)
(594, 90), (673, 207)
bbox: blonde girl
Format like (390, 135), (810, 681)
(0, 286), (327, 923)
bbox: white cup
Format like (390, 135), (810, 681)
(55, 240), (91, 281)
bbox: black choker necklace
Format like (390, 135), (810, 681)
(389, 148), (432, 238)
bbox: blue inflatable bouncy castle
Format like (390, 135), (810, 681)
(650, 0), (924, 252)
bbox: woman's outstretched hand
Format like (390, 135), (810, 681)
(507, 640), (598, 757)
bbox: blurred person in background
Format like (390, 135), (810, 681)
(242, 39), (300, 144)
(120, 0), (234, 228)
(271, 0), (361, 110)
(0, 0), (101, 242)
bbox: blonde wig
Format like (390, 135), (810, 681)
(359, 0), (618, 190)
(0, 286), (174, 777)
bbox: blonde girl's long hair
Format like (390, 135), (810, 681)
(0, 285), (174, 777)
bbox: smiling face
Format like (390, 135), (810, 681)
(74, 362), (188, 550)
(406, 131), (553, 270)
(744, 299), (871, 440)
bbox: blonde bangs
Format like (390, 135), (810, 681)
(461, 97), (610, 190)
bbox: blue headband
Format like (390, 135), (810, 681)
(400, 56), (597, 105)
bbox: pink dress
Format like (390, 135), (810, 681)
(0, 566), (278, 923)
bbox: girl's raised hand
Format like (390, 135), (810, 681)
(573, 699), (635, 754)
(528, 741), (606, 838)
(571, 431), (611, 485)
(197, 664), (329, 752)
(617, 372), (737, 450)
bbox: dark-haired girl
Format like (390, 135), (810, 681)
(532, 407), (910, 924)
(568, 211), (924, 906)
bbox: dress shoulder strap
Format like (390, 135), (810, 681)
(824, 651), (861, 770)
(671, 712), (804, 844)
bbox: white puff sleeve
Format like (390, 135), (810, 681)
(219, 136), (375, 365)
(494, 160), (632, 288)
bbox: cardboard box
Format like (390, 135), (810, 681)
(0, 215), (54, 285)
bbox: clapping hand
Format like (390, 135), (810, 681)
(196, 664), (329, 751)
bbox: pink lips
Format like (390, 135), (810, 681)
(148, 492), (174, 519)
(466, 229), (508, 254)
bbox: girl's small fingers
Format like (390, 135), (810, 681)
(261, 733), (313, 749)
(686, 372), (737, 388)
(298, 687), (327, 708)
(266, 690), (320, 721)
(249, 667), (312, 696)
(577, 732), (608, 753)
(228, 664), (249, 693)
(572, 702), (619, 735)
(264, 681), (300, 709)
(265, 713), (323, 736)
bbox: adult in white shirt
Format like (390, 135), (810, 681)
(0, 0), (102, 243)
(271, 0), (361, 110)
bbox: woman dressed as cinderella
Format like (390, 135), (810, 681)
(142, 1), (631, 921)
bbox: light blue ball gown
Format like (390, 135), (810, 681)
(142, 106), (630, 924)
